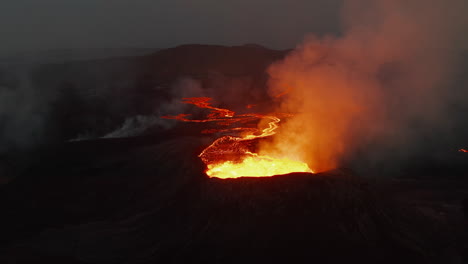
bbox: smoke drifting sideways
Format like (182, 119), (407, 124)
(264, 0), (468, 173)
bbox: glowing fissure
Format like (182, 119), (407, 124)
(206, 151), (312, 179)
(163, 97), (313, 178)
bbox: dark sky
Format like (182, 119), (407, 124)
(0, 0), (343, 55)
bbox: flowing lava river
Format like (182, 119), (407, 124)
(163, 97), (313, 179)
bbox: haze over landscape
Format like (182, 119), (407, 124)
(0, 0), (344, 55)
(1, 0), (468, 263)
(1, 0), (466, 55)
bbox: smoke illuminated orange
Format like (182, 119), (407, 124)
(163, 97), (313, 178)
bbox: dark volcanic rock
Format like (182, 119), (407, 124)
(0, 131), (464, 263)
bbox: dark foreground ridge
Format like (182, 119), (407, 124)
(0, 132), (467, 263)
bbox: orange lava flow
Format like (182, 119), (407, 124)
(163, 97), (313, 178)
(204, 151), (312, 179)
(460, 149), (468, 153)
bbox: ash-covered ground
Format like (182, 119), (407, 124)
(1, 126), (468, 263)
(1, 45), (468, 263)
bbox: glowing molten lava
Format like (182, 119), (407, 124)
(205, 152), (312, 179)
(163, 97), (313, 178)
(460, 149), (468, 153)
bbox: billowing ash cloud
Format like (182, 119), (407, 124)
(263, 0), (467, 172)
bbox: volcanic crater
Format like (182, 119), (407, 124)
(0, 127), (464, 264)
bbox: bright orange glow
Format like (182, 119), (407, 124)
(163, 97), (313, 178)
(273, 86), (293, 98)
(206, 152), (312, 179)
(460, 149), (468, 153)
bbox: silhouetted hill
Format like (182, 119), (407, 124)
(141, 44), (288, 81)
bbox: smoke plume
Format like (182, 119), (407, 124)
(0, 65), (50, 154)
(264, 0), (467, 172)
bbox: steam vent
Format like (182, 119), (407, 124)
(0, 133), (463, 264)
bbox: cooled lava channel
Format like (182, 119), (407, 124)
(163, 97), (313, 178)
